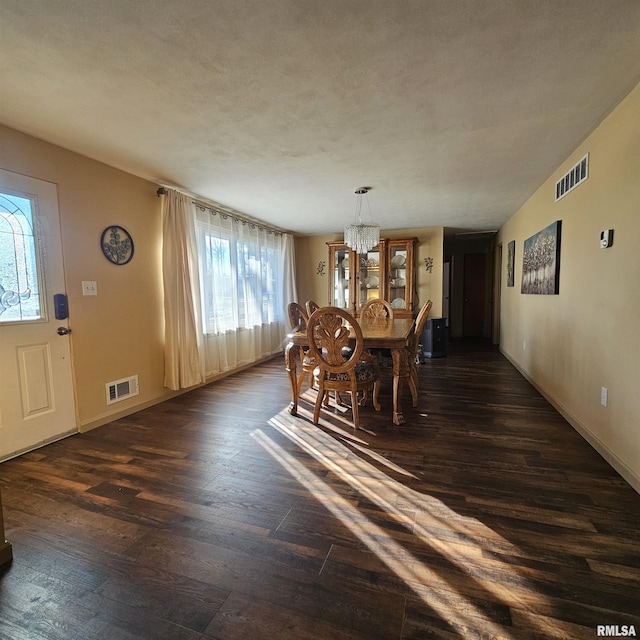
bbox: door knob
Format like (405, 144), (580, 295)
(57, 327), (72, 336)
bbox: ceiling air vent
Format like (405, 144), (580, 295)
(555, 153), (589, 202)
(106, 375), (139, 405)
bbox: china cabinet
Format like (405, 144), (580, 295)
(327, 238), (417, 317)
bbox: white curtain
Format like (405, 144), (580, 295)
(162, 189), (297, 388)
(194, 206), (295, 377)
(282, 233), (298, 306)
(162, 190), (204, 390)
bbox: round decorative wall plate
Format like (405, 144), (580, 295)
(101, 225), (134, 265)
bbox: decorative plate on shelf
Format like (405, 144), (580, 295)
(364, 275), (379, 289)
(391, 297), (406, 308)
(341, 257), (349, 269)
(101, 225), (134, 265)
(390, 254), (406, 268)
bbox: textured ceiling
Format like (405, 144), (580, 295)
(1, 0), (640, 235)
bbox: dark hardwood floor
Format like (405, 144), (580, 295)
(1, 340), (639, 639)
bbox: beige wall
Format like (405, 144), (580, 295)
(497, 82), (640, 491)
(0, 125), (173, 431)
(295, 227), (444, 317)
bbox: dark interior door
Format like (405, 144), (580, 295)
(463, 253), (486, 337)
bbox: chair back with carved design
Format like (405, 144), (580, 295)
(360, 298), (394, 321)
(305, 300), (320, 317)
(288, 302), (308, 331)
(306, 307), (380, 429)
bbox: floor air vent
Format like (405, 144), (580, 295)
(555, 153), (589, 202)
(106, 375), (139, 405)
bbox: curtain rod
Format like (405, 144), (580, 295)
(193, 202), (284, 236)
(156, 186), (285, 236)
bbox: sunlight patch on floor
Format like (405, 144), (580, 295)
(253, 418), (528, 636)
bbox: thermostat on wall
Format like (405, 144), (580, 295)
(600, 229), (614, 248)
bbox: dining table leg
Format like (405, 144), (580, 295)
(285, 341), (301, 415)
(391, 347), (411, 425)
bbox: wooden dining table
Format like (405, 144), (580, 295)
(284, 316), (415, 425)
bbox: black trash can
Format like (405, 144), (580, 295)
(421, 318), (447, 358)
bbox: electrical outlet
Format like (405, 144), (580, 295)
(82, 280), (97, 296)
(522, 340), (526, 351)
(601, 387), (608, 407)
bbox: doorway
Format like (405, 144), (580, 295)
(492, 243), (502, 345)
(444, 229), (496, 339)
(463, 253), (487, 337)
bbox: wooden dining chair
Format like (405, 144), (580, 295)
(360, 298), (394, 362)
(407, 299), (433, 406)
(360, 298), (394, 321)
(287, 301), (307, 332)
(306, 307), (381, 430)
(305, 299), (320, 317)
(287, 302), (316, 394)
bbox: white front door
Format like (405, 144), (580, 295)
(0, 169), (77, 461)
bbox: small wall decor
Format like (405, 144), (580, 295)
(101, 225), (134, 265)
(424, 257), (434, 273)
(507, 240), (515, 287)
(316, 260), (326, 276)
(521, 221), (561, 295)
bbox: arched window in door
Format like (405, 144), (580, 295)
(0, 192), (42, 322)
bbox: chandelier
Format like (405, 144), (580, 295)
(344, 187), (380, 254)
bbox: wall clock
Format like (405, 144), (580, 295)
(101, 225), (134, 265)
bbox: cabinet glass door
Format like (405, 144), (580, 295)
(356, 247), (381, 313)
(330, 245), (350, 309)
(388, 246), (408, 312)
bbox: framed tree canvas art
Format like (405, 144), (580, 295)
(521, 221), (562, 295)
